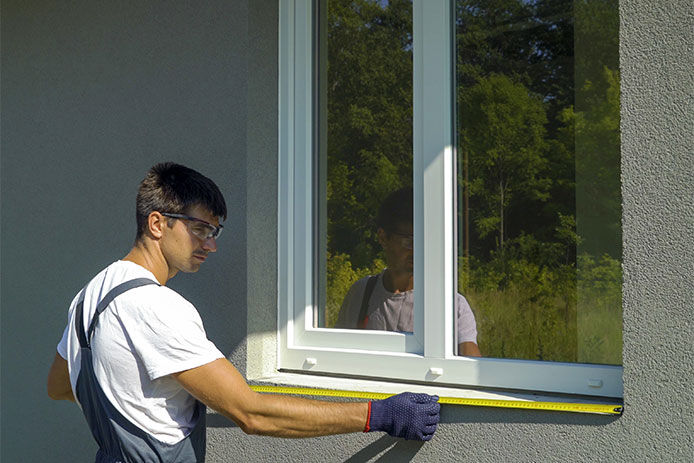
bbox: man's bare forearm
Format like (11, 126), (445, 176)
(226, 393), (368, 437)
(173, 358), (368, 438)
(47, 352), (76, 402)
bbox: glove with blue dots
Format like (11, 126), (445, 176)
(365, 392), (440, 441)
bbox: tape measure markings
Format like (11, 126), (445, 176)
(250, 385), (622, 415)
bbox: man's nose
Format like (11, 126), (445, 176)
(202, 237), (217, 252)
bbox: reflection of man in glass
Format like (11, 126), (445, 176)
(335, 187), (482, 356)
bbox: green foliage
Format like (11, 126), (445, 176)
(460, 74), (550, 248)
(326, 0), (413, 268)
(460, 236), (579, 362)
(461, 250), (622, 363)
(574, 66), (622, 258)
(456, 0), (576, 121)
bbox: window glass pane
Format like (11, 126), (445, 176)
(455, 0), (621, 364)
(317, 0), (414, 331)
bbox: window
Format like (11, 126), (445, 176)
(278, 0), (622, 398)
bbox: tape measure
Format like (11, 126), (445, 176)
(250, 385), (623, 415)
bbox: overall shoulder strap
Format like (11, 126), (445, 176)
(357, 275), (379, 329)
(74, 290), (89, 349)
(81, 278), (159, 348)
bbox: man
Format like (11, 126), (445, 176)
(47, 163), (440, 462)
(335, 187), (482, 357)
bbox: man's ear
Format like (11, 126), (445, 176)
(148, 212), (167, 239)
(377, 227), (388, 247)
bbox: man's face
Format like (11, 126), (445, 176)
(160, 204), (220, 275)
(378, 222), (413, 274)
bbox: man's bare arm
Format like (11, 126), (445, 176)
(172, 358), (368, 438)
(47, 352), (75, 402)
(459, 341), (482, 357)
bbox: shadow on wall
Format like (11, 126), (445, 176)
(343, 436), (424, 462)
(206, 415), (424, 461)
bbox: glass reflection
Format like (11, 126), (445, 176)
(319, 0), (414, 328)
(333, 188), (482, 357)
(455, 0), (622, 364)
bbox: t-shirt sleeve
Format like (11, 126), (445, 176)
(57, 323), (69, 359)
(57, 291), (82, 359)
(118, 288), (224, 380)
(456, 293), (478, 344)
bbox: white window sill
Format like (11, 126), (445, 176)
(249, 371), (622, 408)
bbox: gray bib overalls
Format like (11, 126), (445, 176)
(74, 278), (207, 462)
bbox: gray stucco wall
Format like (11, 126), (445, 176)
(2, 0), (692, 462)
(1, 1), (250, 460)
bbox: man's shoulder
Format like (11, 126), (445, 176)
(84, 261), (192, 310)
(120, 283), (192, 311)
(336, 273), (381, 324)
(88, 260), (156, 285)
(455, 292), (469, 303)
(109, 285), (199, 333)
(350, 274), (377, 290)
(346, 273), (382, 299)
(454, 292), (474, 313)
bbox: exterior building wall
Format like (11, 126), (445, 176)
(1, 1), (250, 460)
(2, 0), (691, 462)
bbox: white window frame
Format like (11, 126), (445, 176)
(277, 0), (622, 398)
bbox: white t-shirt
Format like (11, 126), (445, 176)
(335, 271), (478, 344)
(57, 260), (224, 444)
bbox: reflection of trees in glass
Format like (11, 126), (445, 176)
(323, 0), (621, 364)
(456, 0), (621, 364)
(327, 0), (413, 265)
(460, 73), (550, 252)
(325, 0), (413, 326)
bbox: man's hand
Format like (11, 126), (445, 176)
(366, 392), (440, 441)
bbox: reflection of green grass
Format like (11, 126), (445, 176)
(577, 255), (623, 365)
(462, 254), (622, 364)
(324, 252), (622, 365)
(577, 301), (622, 365)
(466, 283), (578, 362)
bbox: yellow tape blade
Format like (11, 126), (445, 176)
(250, 385), (623, 415)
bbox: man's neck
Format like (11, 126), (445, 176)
(122, 239), (174, 285)
(383, 268), (413, 293)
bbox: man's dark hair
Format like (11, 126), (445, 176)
(135, 162), (227, 239)
(375, 186), (413, 232)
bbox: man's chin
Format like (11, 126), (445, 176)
(181, 263), (202, 273)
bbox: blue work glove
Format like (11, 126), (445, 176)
(365, 392), (440, 441)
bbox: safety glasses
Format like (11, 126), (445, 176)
(389, 231), (413, 250)
(161, 213), (223, 240)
